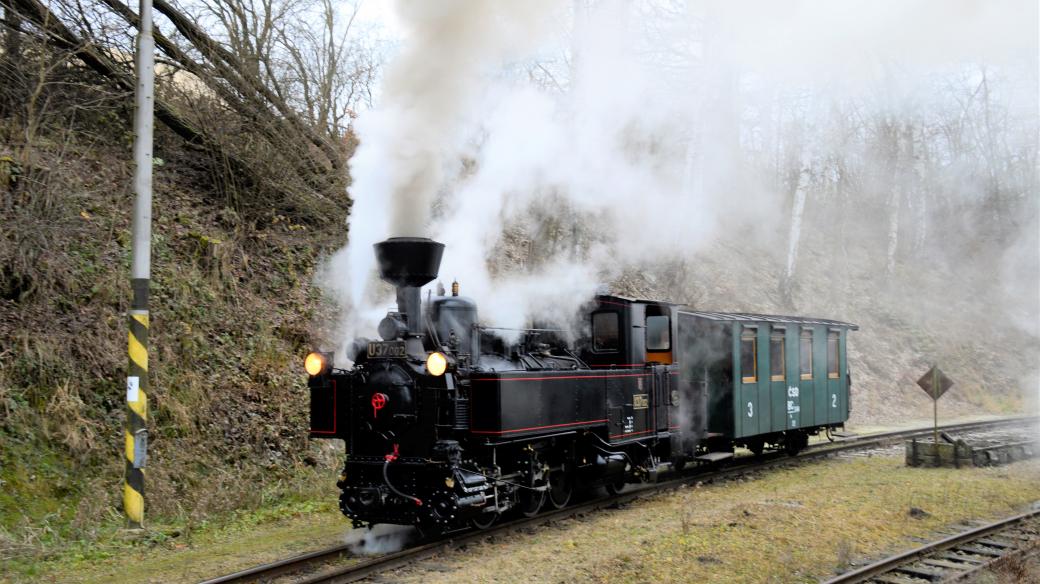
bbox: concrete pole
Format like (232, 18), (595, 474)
(125, 0), (155, 529)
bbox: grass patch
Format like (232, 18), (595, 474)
(1, 465), (343, 583)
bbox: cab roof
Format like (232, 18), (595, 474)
(596, 294), (677, 306)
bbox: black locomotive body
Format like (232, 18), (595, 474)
(307, 237), (855, 531)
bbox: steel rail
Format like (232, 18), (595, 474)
(822, 509), (1040, 583)
(199, 415), (1037, 584)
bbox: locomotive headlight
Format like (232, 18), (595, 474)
(426, 351), (448, 376)
(304, 352), (326, 376)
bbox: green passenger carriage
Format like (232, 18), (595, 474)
(678, 311), (857, 454)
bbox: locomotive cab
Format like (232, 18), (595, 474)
(580, 295), (678, 369)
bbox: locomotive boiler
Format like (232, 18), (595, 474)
(306, 237), (856, 532)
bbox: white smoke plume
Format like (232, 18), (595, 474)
(324, 0), (1037, 375)
(337, 1), (556, 316)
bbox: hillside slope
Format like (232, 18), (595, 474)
(0, 105), (348, 563)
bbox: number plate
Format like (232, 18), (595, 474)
(632, 393), (649, 410)
(367, 341), (406, 359)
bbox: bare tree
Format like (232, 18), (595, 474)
(2, 0), (381, 220)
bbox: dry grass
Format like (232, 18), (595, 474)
(383, 456), (1040, 584)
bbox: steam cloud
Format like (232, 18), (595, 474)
(324, 0), (1037, 401)
(336, 0), (555, 315)
(343, 524), (419, 555)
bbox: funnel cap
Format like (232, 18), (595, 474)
(374, 237), (445, 288)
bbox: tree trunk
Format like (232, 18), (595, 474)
(781, 163), (807, 307)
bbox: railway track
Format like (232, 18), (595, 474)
(199, 415), (1037, 584)
(823, 509), (1040, 583)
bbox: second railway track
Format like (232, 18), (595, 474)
(824, 509), (1040, 584)
(200, 415), (1038, 584)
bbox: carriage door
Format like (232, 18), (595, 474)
(826, 330), (842, 424)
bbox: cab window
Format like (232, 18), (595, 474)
(827, 331), (840, 379)
(592, 312), (619, 352)
(770, 330), (786, 381)
(646, 315), (671, 351)
(740, 329), (757, 383)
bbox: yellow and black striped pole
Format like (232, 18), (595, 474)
(126, 0), (155, 530)
(125, 287), (149, 528)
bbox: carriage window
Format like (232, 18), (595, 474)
(740, 329), (757, 383)
(770, 331), (786, 381)
(827, 331), (840, 379)
(592, 312), (620, 352)
(800, 330), (813, 380)
(646, 315), (671, 351)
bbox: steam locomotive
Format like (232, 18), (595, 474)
(307, 237), (856, 532)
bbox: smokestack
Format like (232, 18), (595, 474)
(374, 237), (445, 334)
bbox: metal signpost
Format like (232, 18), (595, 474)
(126, 0), (155, 529)
(916, 365), (954, 446)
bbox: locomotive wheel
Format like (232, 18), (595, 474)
(470, 510), (499, 530)
(605, 479), (626, 496)
(520, 488), (546, 517)
(547, 466), (573, 509)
